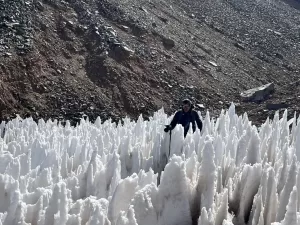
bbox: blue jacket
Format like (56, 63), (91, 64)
(169, 109), (203, 137)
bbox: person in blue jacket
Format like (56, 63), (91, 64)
(164, 99), (203, 137)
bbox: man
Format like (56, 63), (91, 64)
(164, 99), (203, 137)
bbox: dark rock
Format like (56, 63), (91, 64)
(266, 103), (289, 110)
(275, 52), (284, 59)
(75, 25), (87, 35)
(36, 1), (44, 11)
(241, 83), (275, 102)
(67, 20), (74, 28)
(131, 25), (147, 37)
(139, 7), (148, 13)
(158, 16), (168, 23)
(175, 65), (184, 73)
(283, 63), (295, 71)
(62, 50), (72, 59)
(165, 54), (172, 59)
(16, 27), (26, 36)
(234, 42), (246, 50)
(162, 36), (175, 49)
(110, 43), (134, 60)
(40, 21), (49, 31)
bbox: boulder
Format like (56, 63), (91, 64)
(110, 43), (134, 61)
(162, 36), (175, 49)
(36, 1), (44, 11)
(240, 83), (274, 102)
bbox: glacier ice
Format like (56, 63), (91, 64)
(0, 104), (300, 225)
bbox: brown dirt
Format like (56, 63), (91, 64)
(0, 0), (300, 126)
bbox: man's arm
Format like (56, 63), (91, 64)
(169, 111), (181, 130)
(194, 111), (203, 131)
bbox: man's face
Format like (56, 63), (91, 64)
(183, 103), (191, 112)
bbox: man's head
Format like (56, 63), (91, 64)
(182, 99), (192, 112)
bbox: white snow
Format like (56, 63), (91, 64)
(0, 104), (299, 225)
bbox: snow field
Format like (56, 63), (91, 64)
(0, 104), (300, 225)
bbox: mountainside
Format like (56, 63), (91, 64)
(1, 0), (300, 125)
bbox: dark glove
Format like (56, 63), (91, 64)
(164, 125), (171, 132)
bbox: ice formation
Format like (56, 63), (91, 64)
(0, 104), (300, 225)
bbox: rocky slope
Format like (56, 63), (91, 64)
(1, 0), (300, 125)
